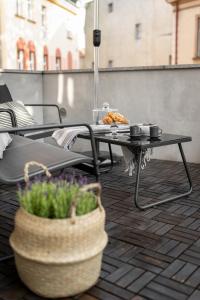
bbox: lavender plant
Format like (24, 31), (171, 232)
(17, 175), (97, 219)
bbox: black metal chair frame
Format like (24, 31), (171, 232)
(17, 103), (63, 140)
(0, 108), (17, 127)
(24, 103), (63, 124)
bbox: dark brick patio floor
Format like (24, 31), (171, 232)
(1, 159), (200, 300)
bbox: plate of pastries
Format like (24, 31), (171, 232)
(102, 112), (129, 125)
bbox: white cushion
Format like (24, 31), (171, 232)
(0, 101), (36, 128)
(0, 133), (12, 159)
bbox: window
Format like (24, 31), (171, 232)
(41, 6), (47, 26)
(16, 38), (26, 69)
(56, 57), (62, 70)
(56, 48), (62, 70)
(16, 0), (24, 17)
(41, 6), (47, 38)
(108, 2), (113, 13)
(29, 52), (35, 70)
(44, 54), (48, 70)
(108, 60), (113, 67)
(28, 41), (36, 70)
(27, 0), (34, 20)
(67, 30), (73, 40)
(67, 51), (73, 69)
(17, 50), (25, 70)
(196, 17), (200, 57)
(43, 46), (49, 71)
(169, 54), (172, 65)
(135, 23), (142, 40)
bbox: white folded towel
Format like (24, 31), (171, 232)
(52, 126), (86, 150)
(121, 146), (152, 176)
(52, 125), (112, 150)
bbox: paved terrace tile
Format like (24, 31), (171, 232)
(0, 159), (200, 299)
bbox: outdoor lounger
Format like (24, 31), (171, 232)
(0, 123), (99, 184)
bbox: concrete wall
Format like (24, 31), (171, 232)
(0, 71), (43, 123)
(1, 66), (200, 164)
(43, 70), (94, 124)
(43, 65), (200, 163)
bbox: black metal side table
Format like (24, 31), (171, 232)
(79, 132), (192, 210)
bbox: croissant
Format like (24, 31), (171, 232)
(102, 115), (113, 124)
(102, 112), (128, 124)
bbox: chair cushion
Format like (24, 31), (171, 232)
(0, 84), (13, 103)
(0, 135), (93, 184)
(0, 101), (36, 128)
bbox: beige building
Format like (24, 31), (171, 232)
(82, 0), (174, 68)
(0, 0), (85, 70)
(166, 0), (200, 64)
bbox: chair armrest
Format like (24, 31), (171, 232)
(24, 104), (62, 124)
(0, 108), (17, 127)
(0, 123), (99, 178)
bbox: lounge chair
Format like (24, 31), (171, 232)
(0, 123), (99, 184)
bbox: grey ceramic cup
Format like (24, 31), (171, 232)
(150, 125), (162, 138)
(130, 125), (142, 137)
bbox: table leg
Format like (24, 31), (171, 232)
(108, 143), (114, 167)
(134, 149), (142, 208)
(134, 143), (193, 210)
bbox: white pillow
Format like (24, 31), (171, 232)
(0, 133), (12, 159)
(0, 101), (36, 128)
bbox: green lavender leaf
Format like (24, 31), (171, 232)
(17, 179), (98, 219)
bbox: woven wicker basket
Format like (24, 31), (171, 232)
(10, 162), (108, 298)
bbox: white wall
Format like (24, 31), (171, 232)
(1, 66), (200, 164)
(0, 71), (43, 123)
(43, 66), (200, 163)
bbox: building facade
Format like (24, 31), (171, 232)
(2, 0), (199, 71)
(81, 0), (174, 68)
(0, 0), (85, 70)
(166, 0), (200, 64)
